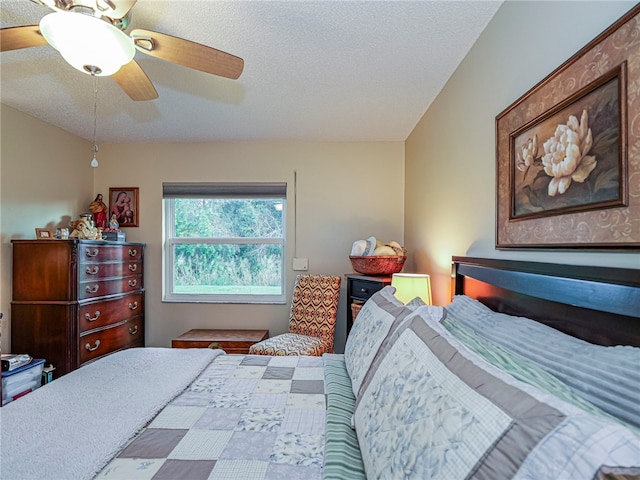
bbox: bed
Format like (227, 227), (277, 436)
(1, 256), (639, 480)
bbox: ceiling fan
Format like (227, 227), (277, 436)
(0, 0), (244, 101)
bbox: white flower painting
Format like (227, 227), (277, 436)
(511, 75), (622, 219)
(541, 109), (596, 197)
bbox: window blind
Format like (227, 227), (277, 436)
(162, 182), (287, 199)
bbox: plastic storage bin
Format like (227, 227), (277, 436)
(2, 359), (44, 405)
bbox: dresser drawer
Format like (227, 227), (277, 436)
(79, 261), (142, 281)
(350, 278), (387, 301)
(79, 275), (143, 300)
(78, 293), (144, 333)
(79, 316), (144, 365)
(79, 244), (143, 263)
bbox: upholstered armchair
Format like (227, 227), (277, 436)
(248, 274), (341, 356)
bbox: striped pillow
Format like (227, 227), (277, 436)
(442, 316), (632, 430)
(322, 354), (365, 480)
(445, 295), (640, 430)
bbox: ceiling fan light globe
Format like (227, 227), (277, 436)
(39, 12), (135, 76)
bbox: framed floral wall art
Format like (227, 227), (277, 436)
(496, 4), (640, 249)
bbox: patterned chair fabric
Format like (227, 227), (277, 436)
(249, 275), (341, 356)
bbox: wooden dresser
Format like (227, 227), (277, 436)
(11, 239), (145, 378)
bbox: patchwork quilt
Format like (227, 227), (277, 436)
(95, 354), (327, 480)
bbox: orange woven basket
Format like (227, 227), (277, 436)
(349, 255), (406, 275)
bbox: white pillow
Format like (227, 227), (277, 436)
(344, 286), (409, 398)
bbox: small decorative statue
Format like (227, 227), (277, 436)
(68, 218), (99, 240)
(79, 213), (94, 227)
(108, 214), (120, 230)
(89, 194), (108, 229)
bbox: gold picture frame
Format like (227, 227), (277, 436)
(495, 5), (639, 249)
(35, 228), (55, 239)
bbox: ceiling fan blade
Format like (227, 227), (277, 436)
(1, 25), (48, 52)
(131, 28), (244, 80)
(112, 59), (158, 101)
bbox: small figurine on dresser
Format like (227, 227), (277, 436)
(108, 214), (119, 230)
(88, 194), (108, 229)
(68, 218), (99, 240)
(102, 214), (125, 241)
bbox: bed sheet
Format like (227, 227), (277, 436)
(95, 354), (327, 480)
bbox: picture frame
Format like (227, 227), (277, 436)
(495, 5), (640, 249)
(35, 228), (55, 239)
(108, 187), (139, 228)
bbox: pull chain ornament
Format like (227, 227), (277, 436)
(90, 71), (99, 168)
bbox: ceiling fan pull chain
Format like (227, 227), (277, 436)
(90, 73), (99, 168)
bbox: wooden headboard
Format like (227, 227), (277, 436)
(451, 256), (640, 347)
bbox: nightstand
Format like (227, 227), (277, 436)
(345, 274), (392, 335)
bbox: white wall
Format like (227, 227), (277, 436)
(405, 1), (640, 306)
(0, 109), (405, 353)
(0, 105), (93, 352)
(94, 141), (404, 353)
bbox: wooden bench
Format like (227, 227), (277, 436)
(171, 329), (269, 354)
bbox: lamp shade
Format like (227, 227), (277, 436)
(391, 273), (432, 305)
(39, 12), (135, 76)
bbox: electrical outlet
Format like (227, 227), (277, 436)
(293, 258), (309, 271)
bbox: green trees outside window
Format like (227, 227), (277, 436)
(165, 197), (285, 302)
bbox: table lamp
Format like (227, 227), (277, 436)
(391, 273), (432, 305)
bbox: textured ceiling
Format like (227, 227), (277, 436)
(1, 0), (502, 143)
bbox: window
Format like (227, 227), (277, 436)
(163, 182), (286, 303)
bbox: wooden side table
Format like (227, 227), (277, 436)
(172, 329), (269, 354)
(345, 274), (392, 335)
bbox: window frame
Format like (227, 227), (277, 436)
(163, 183), (287, 304)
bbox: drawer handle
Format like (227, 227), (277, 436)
(85, 266), (99, 275)
(85, 284), (99, 294)
(208, 342), (222, 349)
(129, 325), (138, 335)
(128, 249), (137, 257)
(86, 248), (99, 257)
(85, 311), (100, 322)
(128, 264), (137, 272)
(128, 301), (138, 310)
(128, 279), (138, 287)
(85, 340), (101, 352)
(359, 288), (369, 293)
